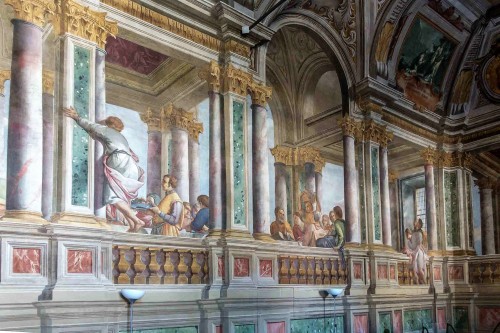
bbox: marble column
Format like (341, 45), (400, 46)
(188, 129), (202, 205)
(0, 71), (10, 189)
(251, 102), (271, 238)
(421, 147), (438, 251)
(209, 90), (222, 230)
(94, 49), (106, 219)
(171, 127), (189, 202)
(274, 162), (287, 216)
(338, 116), (360, 243)
(147, 130), (162, 195)
(315, 171), (323, 210)
(5, 20), (45, 220)
(41, 71), (55, 220)
(379, 136), (392, 247)
(304, 162), (316, 195)
(477, 178), (495, 255)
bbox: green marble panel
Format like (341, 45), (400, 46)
(234, 324), (254, 333)
(444, 171), (459, 247)
(379, 312), (392, 333)
(121, 326), (197, 333)
(291, 316), (344, 333)
(403, 309), (432, 332)
(232, 101), (246, 225)
(453, 307), (469, 332)
(71, 45), (90, 206)
(358, 144), (366, 243)
(371, 146), (381, 241)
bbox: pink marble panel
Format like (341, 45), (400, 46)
(215, 325), (222, 333)
(353, 314), (369, 333)
(433, 266), (442, 281)
(267, 321), (285, 333)
(448, 264), (464, 281)
(218, 256), (225, 278)
(353, 262), (363, 280)
(478, 308), (500, 330)
(393, 310), (403, 333)
(377, 264), (388, 280)
(390, 265), (396, 280)
(67, 250), (93, 274)
(12, 248), (41, 274)
(234, 257), (250, 277)
(437, 308), (446, 330)
(260, 259), (273, 278)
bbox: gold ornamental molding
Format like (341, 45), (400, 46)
(250, 82), (272, 106)
(42, 70), (54, 95)
(0, 70), (11, 95)
(337, 115), (359, 138)
(53, 0), (118, 50)
(270, 145), (324, 171)
(362, 120), (392, 145)
(3, 0), (56, 27)
(270, 146), (295, 166)
(313, 156), (326, 173)
(187, 120), (203, 142)
(223, 63), (253, 96)
(198, 60), (221, 93)
(420, 147), (438, 166)
(162, 104), (203, 141)
(101, 0), (250, 58)
(438, 151), (474, 169)
(297, 146), (321, 165)
(140, 107), (161, 132)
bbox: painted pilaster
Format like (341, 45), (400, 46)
(476, 178), (496, 255)
(42, 70), (55, 220)
(338, 116), (361, 243)
(379, 130), (393, 247)
(421, 147), (438, 251)
(141, 108), (162, 196)
(2, 0), (55, 222)
(94, 48), (106, 219)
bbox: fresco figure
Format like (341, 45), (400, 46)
(63, 106), (145, 232)
(317, 207), (346, 267)
(270, 207), (295, 241)
(150, 174), (184, 236)
(191, 195), (209, 232)
(404, 218), (428, 284)
(292, 212), (305, 244)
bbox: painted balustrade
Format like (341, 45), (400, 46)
(469, 256), (500, 284)
(278, 255), (347, 285)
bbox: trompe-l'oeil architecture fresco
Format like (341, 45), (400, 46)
(0, 0), (499, 332)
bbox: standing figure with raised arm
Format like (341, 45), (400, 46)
(62, 106), (145, 232)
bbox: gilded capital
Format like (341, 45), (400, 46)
(4, 0), (56, 27)
(363, 120), (383, 144)
(420, 147), (437, 165)
(140, 107), (162, 132)
(53, 0), (118, 49)
(337, 115), (359, 138)
(187, 121), (203, 142)
(250, 82), (272, 106)
(378, 128), (393, 147)
(199, 60), (221, 93)
(271, 146), (295, 166)
(0, 70), (11, 95)
(297, 146), (321, 165)
(223, 63), (252, 96)
(313, 156), (326, 173)
(224, 40), (251, 58)
(475, 177), (495, 190)
(162, 104), (202, 138)
(459, 152), (474, 170)
(42, 70), (54, 95)
(438, 151), (455, 168)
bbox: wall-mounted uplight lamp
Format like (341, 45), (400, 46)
(121, 289), (145, 333)
(320, 287), (345, 333)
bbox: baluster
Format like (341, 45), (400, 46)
(331, 258), (339, 284)
(133, 248), (148, 284)
(397, 262), (403, 285)
(484, 263), (493, 284)
(149, 248), (161, 284)
(171, 250), (181, 284)
(191, 252), (202, 284)
(290, 256), (298, 284)
(323, 259), (332, 284)
(164, 250), (176, 284)
(123, 248), (136, 284)
(156, 249), (166, 284)
(182, 251), (193, 284)
(203, 251), (210, 284)
(298, 257), (307, 284)
(279, 256), (288, 284)
(339, 258), (346, 284)
(112, 247), (120, 284)
(306, 257), (314, 285)
(315, 258), (323, 285)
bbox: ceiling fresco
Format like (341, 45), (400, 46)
(105, 36), (169, 76)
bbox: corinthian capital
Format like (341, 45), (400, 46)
(199, 60), (221, 93)
(270, 146), (295, 166)
(223, 63), (252, 96)
(337, 115), (359, 138)
(140, 107), (161, 132)
(421, 147), (438, 165)
(4, 0), (56, 27)
(250, 82), (272, 106)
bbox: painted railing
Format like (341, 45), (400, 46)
(278, 255), (347, 285)
(397, 260), (431, 285)
(469, 255), (500, 284)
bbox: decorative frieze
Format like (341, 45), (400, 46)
(198, 60), (222, 93)
(0, 70), (10, 95)
(3, 0), (56, 27)
(421, 147), (438, 165)
(42, 70), (54, 95)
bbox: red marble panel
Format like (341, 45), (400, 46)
(267, 321), (285, 333)
(393, 310), (403, 333)
(67, 250), (93, 274)
(377, 264), (388, 279)
(390, 265), (396, 280)
(437, 308), (446, 330)
(234, 257), (250, 277)
(12, 248), (41, 274)
(353, 314), (369, 333)
(478, 308), (500, 330)
(260, 259), (273, 278)
(218, 256), (225, 278)
(433, 266), (442, 281)
(215, 325), (222, 333)
(353, 262), (363, 280)
(448, 264), (464, 281)
(105, 36), (168, 75)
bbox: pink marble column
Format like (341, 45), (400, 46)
(94, 49), (106, 219)
(315, 171), (323, 210)
(147, 130), (162, 195)
(189, 136), (200, 204)
(379, 145), (391, 246)
(425, 163), (438, 250)
(5, 20), (44, 219)
(304, 162), (316, 195)
(171, 127), (189, 201)
(343, 134), (360, 243)
(478, 178), (495, 255)
(209, 91), (223, 230)
(41, 80), (54, 220)
(252, 103), (270, 237)
(275, 162), (287, 216)
(0, 88), (6, 182)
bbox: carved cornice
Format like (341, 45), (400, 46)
(249, 81), (272, 106)
(140, 107), (161, 132)
(271, 146), (295, 166)
(102, 0), (249, 58)
(199, 60), (222, 93)
(337, 115), (359, 138)
(53, 0), (118, 49)
(42, 70), (54, 95)
(161, 104), (203, 140)
(0, 70), (11, 95)
(4, 0), (56, 27)
(223, 63), (252, 96)
(475, 177), (495, 190)
(420, 147), (438, 165)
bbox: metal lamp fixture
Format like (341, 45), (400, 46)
(121, 289), (145, 333)
(322, 287), (345, 333)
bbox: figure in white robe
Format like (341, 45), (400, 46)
(63, 106), (145, 231)
(404, 218), (427, 284)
